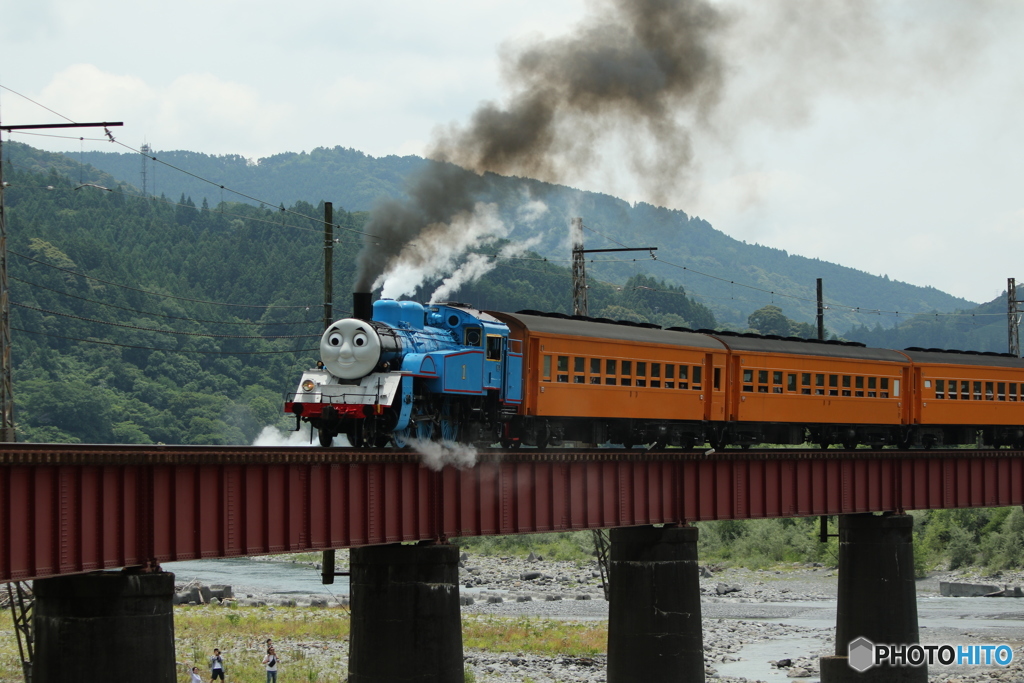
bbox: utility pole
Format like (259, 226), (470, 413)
(140, 142), (151, 197)
(0, 120), (123, 442)
(816, 278), (825, 341)
(1009, 278), (1021, 357)
(568, 217), (657, 318)
(323, 202), (333, 331)
(568, 217), (656, 599)
(571, 217), (588, 316)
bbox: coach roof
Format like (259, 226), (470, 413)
(494, 311), (727, 350)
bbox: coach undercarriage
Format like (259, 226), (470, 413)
(500, 418), (1024, 450)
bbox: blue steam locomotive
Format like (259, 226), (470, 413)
(285, 293), (523, 447)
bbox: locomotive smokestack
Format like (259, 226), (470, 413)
(353, 292), (373, 321)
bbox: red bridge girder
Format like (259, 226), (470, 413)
(1, 445), (1022, 582)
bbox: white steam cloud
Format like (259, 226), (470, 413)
(411, 438), (478, 471)
(375, 201), (505, 300)
(252, 424), (351, 447)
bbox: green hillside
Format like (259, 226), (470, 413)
(0, 156), (715, 444)
(36, 143), (973, 332)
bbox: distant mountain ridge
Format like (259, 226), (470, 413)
(9, 142), (975, 332)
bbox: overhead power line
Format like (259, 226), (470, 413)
(12, 302), (319, 339)
(12, 276), (318, 326)
(9, 250), (312, 309)
(13, 327), (316, 355)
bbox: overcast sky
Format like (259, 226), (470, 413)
(2, 0), (1023, 305)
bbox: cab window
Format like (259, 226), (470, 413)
(486, 335), (502, 360)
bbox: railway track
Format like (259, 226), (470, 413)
(1, 442), (1021, 466)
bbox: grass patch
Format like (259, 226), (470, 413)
(463, 615), (607, 656)
(456, 531), (596, 562)
(0, 605), (608, 680)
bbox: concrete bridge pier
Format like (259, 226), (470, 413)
(33, 570), (177, 683)
(820, 513), (927, 682)
(348, 542), (463, 683)
(607, 525), (704, 682)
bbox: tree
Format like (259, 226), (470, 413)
(747, 305), (792, 336)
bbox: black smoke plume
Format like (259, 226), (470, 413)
(356, 0), (727, 295)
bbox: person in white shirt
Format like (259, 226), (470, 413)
(190, 666), (203, 683)
(262, 646), (279, 683)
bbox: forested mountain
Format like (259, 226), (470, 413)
(28, 142), (974, 332)
(1, 158), (714, 444)
(845, 293), (1013, 354)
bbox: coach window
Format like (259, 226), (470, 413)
(973, 381), (982, 400)
(620, 360), (632, 386)
(986, 382), (994, 400)
(841, 375), (852, 397)
(1011, 383), (1018, 401)
(574, 357), (586, 384)
(714, 368), (721, 390)
(960, 380), (970, 400)
(935, 379), (944, 399)
(893, 379), (900, 397)
(815, 373), (825, 395)
(678, 365), (689, 389)
(636, 362), (647, 387)
(801, 373), (811, 395)
(693, 366), (702, 389)
(772, 371), (783, 393)
(758, 370), (768, 384)
(665, 364), (675, 388)
(788, 373), (797, 392)
(855, 376), (864, 397)
(590, 358), (602, 385)
(998, 382), (1006, 400)
(829, 374), (839, 396)
(650, 363), (661, 388)
(605, 359), (617, 385)
(543, 355), (551, 381)
(556, 356), (569, 383)
(867, 377), (877, 398)
(947, 379), (957, 399)
(743, 369), (754, 392)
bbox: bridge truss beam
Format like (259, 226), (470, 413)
(1, 445), (1023, 582)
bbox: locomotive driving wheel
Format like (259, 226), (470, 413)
(318, 428), (336, 447)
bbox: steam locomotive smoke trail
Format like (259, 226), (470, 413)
(355, 0), (727, 297)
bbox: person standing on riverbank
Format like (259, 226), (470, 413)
(190, 666), (203, 683)
(262, 646), (279, 682)
(209, 648), (225, 681)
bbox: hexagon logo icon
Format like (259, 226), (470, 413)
(848, 637), (875, 672)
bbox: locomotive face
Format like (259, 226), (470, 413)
(320, 319), (381, 379)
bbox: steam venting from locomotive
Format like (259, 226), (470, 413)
(355, 0), (727, 299)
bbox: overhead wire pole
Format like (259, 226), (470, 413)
(0, 120), (123, 443)
(1009, 278), (1021, 358)
(324, 202), (333, 331)
(568, 217), (656, 598)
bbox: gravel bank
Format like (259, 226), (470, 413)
(176, 554), (1024, 682)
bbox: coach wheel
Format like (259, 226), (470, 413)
(536, 424), (550, 450)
